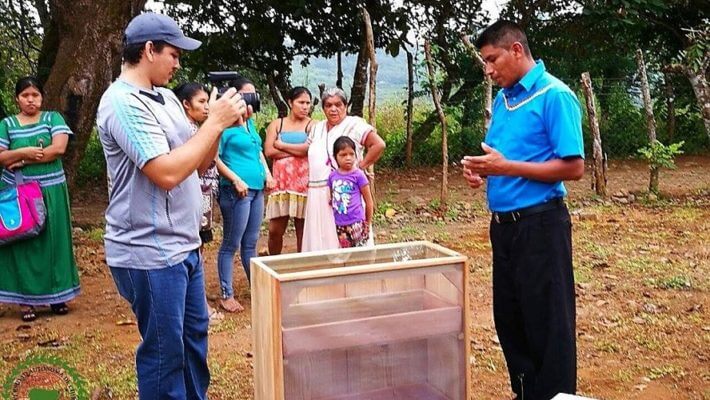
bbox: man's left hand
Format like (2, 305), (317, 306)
(462, 142), (508, 176)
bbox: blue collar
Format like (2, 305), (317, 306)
(505, 60), (546, 94)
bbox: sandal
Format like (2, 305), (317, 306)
(22, 306), (36, 322)
(208, 306), (225, 326)
(219, 297), (244, 313)
(50, 303), (69, 315)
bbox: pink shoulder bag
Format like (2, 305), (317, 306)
(0, 171), (47, 246)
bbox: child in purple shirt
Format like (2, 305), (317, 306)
(328, 136), (374, 248)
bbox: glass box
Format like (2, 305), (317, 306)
(251, 241), (470, 400)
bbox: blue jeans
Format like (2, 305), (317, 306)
(110, 250), (209, 400)
(217, 188), (264, 296)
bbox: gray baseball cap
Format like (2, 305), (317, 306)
(124, 12), (201, 51)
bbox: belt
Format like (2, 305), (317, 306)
(492, 197), (565, 224)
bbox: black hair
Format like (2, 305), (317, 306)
(287, 86), (312, 101)
(122, 40), (169, 65)
(475, 20), (531, 56)
(333, 136), (356, 158)
(173, 82), (208, 104)
(228, 76), (254, 92)
(15, 76), (44, 97)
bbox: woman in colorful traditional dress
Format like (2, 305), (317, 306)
(301, 87), (385, 252)
(263, 86), (313, 254)
(0, 77), (80, 321)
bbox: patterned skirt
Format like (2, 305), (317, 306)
(266, 156), (308, 220)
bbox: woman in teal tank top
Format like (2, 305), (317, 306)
(264, 86), (313, 255)
(216, 77), (274, 313)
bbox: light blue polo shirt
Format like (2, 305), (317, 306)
(218, 118), (265, 190)
(97, 79), (202, 269)
(485, 61), (584, 212)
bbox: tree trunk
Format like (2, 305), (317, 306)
(267, 73), (288, 118)
(41, 0), (146, 197)
(361, 7), (378, 203)
(336, 50), (343, 89)
(664, 63), (710, 142)
(636, 49), (659, 194)
(664, 73), (676, 141)
(424, 41), (448, 212)
(461, 34), (492, 130)
(349, 27), (369, 117)
(581, 72), (606, 197)
(684, 69), (710, 142)
(405, 49), (414, 167)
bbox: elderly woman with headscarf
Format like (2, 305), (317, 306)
(302, 88), (385, 252)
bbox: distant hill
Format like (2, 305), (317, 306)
(290, 50), (421, 102)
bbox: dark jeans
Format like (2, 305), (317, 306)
(217, 188), (264, 295)
(110, 250), (210, 400)
(490, 205), (576, 400)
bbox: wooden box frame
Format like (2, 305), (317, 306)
(251, 241), (471, 400)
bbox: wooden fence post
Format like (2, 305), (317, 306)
(581, 72), (607, 197)
(424, 40), (448, 211)
(636, 49), (659, 194)
(461, 34), (492, 130)
(361, 6), (378, 203)
(405, 49), (415, 167)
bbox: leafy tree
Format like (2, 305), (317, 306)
(163, 0), (409, 115)
(582, 0), (710, 140)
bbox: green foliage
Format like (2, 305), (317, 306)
(75, 130), (106, 187)
(676, 23), (709, 74)
(637, 140), (685, 170)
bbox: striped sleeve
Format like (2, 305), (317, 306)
(103, 91), (170, 169)
(0, 118), (9, 149)
(48, 111), (73, 137)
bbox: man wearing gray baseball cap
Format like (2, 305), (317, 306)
(96, 12), (248, 399)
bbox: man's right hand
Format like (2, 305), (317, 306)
(206, 87), (248, 130)
(462, 165), (485, 189)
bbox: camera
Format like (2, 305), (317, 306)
(207, 71), (261, 113)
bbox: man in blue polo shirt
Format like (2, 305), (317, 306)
(462, 20), (584, 400)
(96, 12), (247, 399)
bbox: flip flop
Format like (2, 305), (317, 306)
(22, 306), (36, 322)
(208, 308), (225, 326)
(50, 303), (69, 315)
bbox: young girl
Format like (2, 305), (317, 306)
(327, 136), (374, 248)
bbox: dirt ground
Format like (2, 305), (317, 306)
(0, 156), (708, 399)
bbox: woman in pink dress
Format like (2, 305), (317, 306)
(264, 87), (313, 254)
(302, 87), (386, 252)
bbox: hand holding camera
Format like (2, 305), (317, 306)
(206, 87), (248, 130)
(208, 71), (261, 112)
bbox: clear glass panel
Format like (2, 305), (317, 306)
(280, 264), (465, 400)
(260, 242), (456, 275)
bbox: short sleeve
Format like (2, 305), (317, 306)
(49, 111), (73, 137)
(0, 118), (9, 150)
(544, 89), (585, 159)
(356, 169), (369, 188)
(327, 170), (336, 189)
(343, 116), (374, 145)
(99, 93), (170, 169)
